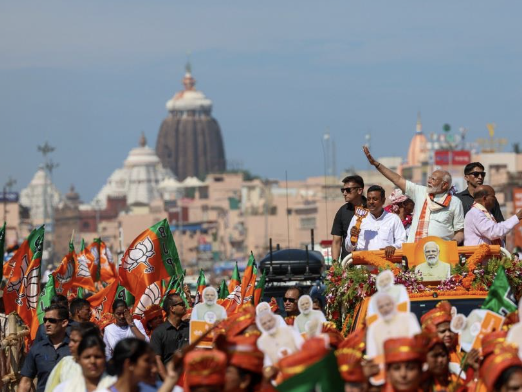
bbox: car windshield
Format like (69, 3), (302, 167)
(411, 298), (485, 321)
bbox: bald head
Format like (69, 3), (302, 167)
(474, 185), (496, 210)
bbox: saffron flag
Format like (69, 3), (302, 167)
(119, 219), (182, 298)
(243, 264), (257, 304)
(133, 280), (163, 317)
(253, 270), (267, 306)
(194, 269), (206, 305)
(0, 222), (5, 281)
(87, 238), (117, 284)
(75, 239), (96, 292)
(481, 266), (518, 316)
(240, 252), (255, 303)
(218, 279), (229, 300)
(37, 274), (56, 324)
(220, 263), (242, 314)
(87, 279), (119, 320)
(228, 262), (241, 295)
(116, 284), (135, 308)
(52, 242), (76, 295)
(4, 226), (44, 340)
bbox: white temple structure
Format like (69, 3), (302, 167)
(92, 134), (176, 208)
(20, 166), (63, 225)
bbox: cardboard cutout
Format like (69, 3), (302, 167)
(454, 309), (504, 353)
(367, 270), (410, 325)
(294, 295), (327, 334)
(190, 287), (227, 323)
(256, 310), (304, 367)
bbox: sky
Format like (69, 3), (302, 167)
(1, 1), (521, 202)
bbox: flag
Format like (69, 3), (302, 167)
(119, 219), (182, 298)
(240, 252), (255, 303)
(87, 280), (119, 320)
(0, 222), (6, 281)
(254, 270), (267, 306)
(52, 242), (76, 295)
(37, 274), (56, 324)
(4, 226), (44, 340)
(218, 279), (229, 300)
(75, 239), (96, 292)
(243, 264), (257, 304)
(133, 280), (163, 317)
(276, 351), (344, 392)
(116, 284), (135, 307)
(481, 266), (518, 316)
(87, 239), (117, 283)
(194, 269), (206, 305)
(77, 286), (85, 299)
(228, 262), (241, 295)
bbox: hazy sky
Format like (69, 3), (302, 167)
(1, 1), (521, 201)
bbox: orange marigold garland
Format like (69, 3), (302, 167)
(356, 251), (399, 272)
(462, 244), (490, 289)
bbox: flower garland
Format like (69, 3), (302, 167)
(461, 244), (490, 289)
(325, 244), (522, 334)
(355, 251), (400, 272)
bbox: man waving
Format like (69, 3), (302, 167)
(363, 146), (464, 244)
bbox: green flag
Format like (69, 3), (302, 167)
(481, 266), (518, 316)
(276, 351), (344, 392)
(37, 274), (56, 324)
(254, 270), (266, 305)
(77, 286), (85, 299)
(116, 284), (135, 307)
(218, 279), (229, 299)
(161, 275), (181, 307)
(0, 222), (5, 282)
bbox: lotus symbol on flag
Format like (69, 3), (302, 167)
(124, 237), (155, 273)
(134, 282), (162, 317)
(56, 262), (74, 293)
(93, 297), (107, 320)
(77, 254), (91, 278)
(6, 255), (39, 309)
(227, 285), (242, 305)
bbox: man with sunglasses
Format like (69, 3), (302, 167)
(151, 293), (189, 380)
(283, 287), (302, 325)
(331, 175), (367, 263)
(19, 305), (71, 392)
(456, 162), (504, 222)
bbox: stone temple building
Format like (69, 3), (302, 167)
(156, 63), (226, 181)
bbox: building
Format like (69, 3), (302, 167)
(156, 63), (226, 181)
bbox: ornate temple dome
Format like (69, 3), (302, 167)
(156, 63), (226, 181)
(407, 113), (428, 166)
(20, 165), (62, 224)
(93, 134), (175, 208)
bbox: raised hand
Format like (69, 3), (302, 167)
(363, 145), (378, 166)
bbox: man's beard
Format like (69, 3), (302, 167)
(205, 301), (215, 306)
(427, 257), (437, 266)
(427, 184), (443, 194)
(382, 310), (396, 322)
(266, 325), (278, 336)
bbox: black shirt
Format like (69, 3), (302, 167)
(331, 197), (367, 260)
(456, 188), (505, 222)
(150, 320), (189, 364)
(20, 335), (71, 392)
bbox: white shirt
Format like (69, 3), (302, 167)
(345, 210), (406, 252)
(103, 322), (149, 360)
(405, 181), (465, 243)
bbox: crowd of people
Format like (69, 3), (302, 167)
(11, 282), (522, 392)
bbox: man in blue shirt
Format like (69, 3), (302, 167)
(19, 304), (71, 392)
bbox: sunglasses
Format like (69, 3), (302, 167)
(43, 317), (64, 324)
(467, 171), (486, 178)
(172, 302), (186, 307)
(340, 187), (361, 194)
(283, 297), (297, 303)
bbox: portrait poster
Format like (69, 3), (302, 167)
(402, 236), (459, 282)
(453, 309), (504, 353)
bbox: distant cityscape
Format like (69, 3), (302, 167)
(2, 65), (522, 280)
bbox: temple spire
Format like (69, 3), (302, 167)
(416, 111), (423, 134)
(139, 132), (147, 147)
